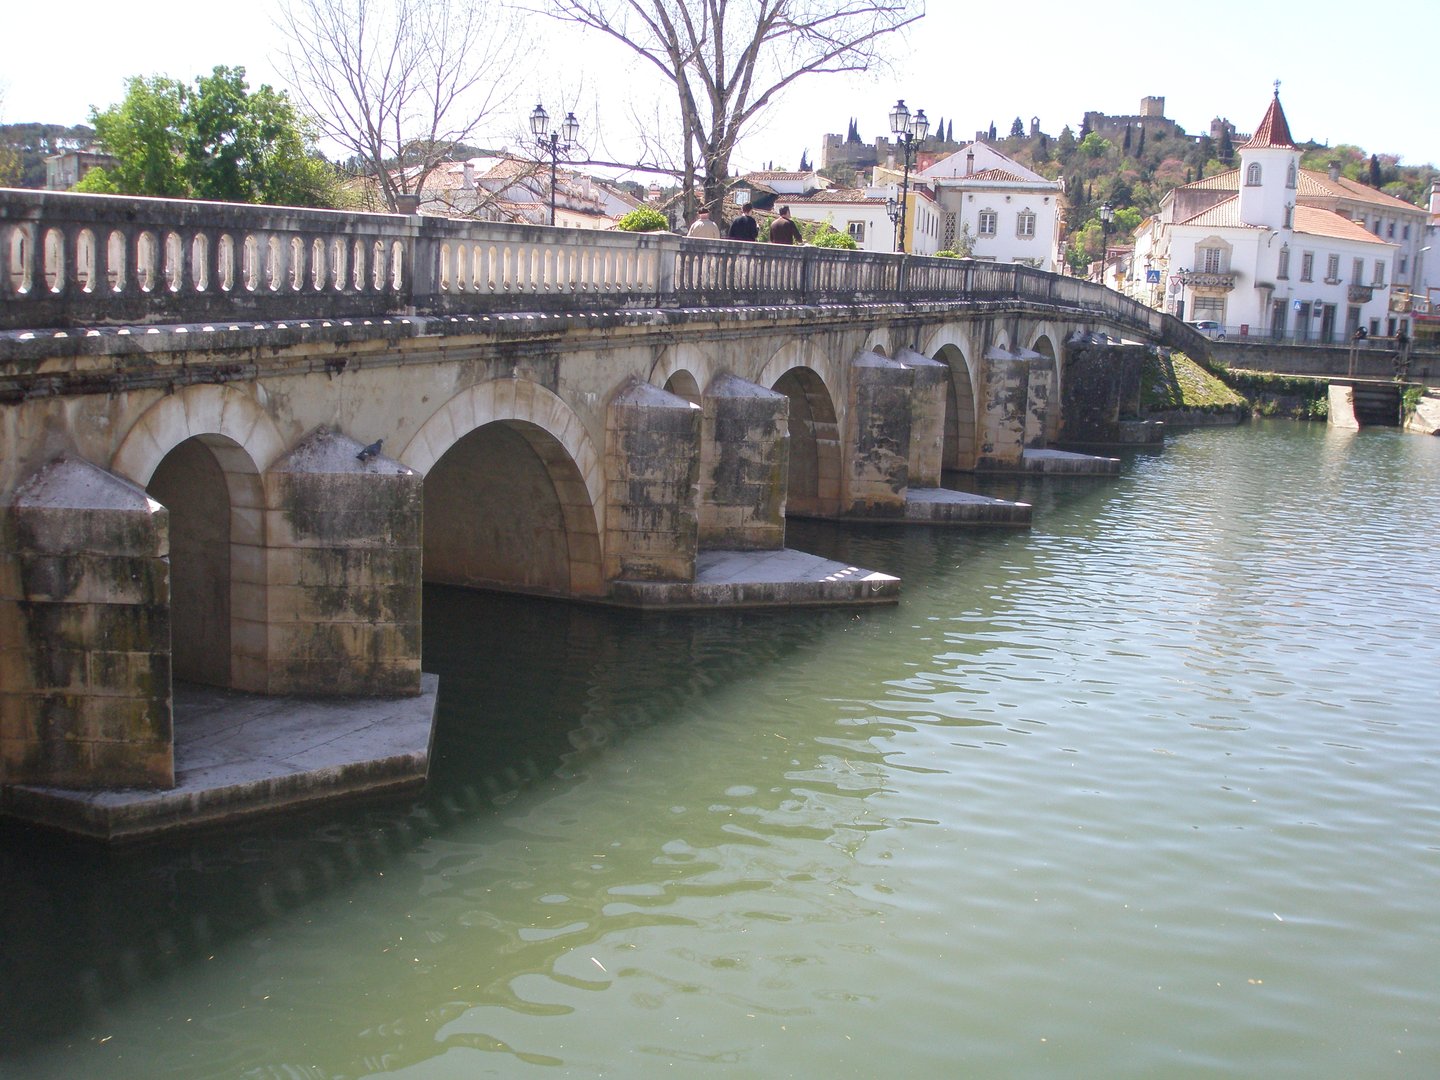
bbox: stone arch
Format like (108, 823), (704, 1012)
(758, 339), (846, 517)
(144, 433), (266, 690)
(933, 343), (978, 472)
(919, 326), (980, 473)
(111, 384), (286, 488)
(662, 369), (701, 404)
(401, 379), (604, 598)
(112, 386), (276, 691)
(1029, 330), (1062, 442)
(650, 344), (713, 403)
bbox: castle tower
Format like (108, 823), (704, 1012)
(1237, 86), (1299, 229)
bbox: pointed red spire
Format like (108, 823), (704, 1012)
(1242, 85), (1296, 150)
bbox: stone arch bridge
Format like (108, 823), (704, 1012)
(0, 190), (1203, 801)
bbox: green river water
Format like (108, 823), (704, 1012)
(2, 419), (1438, 1078)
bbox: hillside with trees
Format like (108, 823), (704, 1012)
(0, 122), (98, 188)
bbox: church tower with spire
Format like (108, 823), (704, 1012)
(1238, 83), (1300, 229)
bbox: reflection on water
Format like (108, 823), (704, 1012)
(3, 421), (1440, 1079)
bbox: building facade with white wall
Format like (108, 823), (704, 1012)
(1130, 92), (1397, 342)
(915, 143), (1063, 270)
(784, 186), (941, 255)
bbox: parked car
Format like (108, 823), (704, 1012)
(1188, 319), (1225, 340)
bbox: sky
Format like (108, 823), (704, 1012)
(4, 0), (1436, 178)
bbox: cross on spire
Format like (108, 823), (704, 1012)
(1273, 79), (1281, 98)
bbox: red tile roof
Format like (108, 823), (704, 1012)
(1175, 197), (1267, 230)
(965, 168), (1032, 183)
(1242, 93), (1296, 150)
(1179, 167), (1423, 213)
(1292, 205), (1392, 244)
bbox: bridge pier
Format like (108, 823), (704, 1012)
(2, 186), (1196, 832)
(977, 348), (1032, 469)
(263, 431), (423, 696)
(605, 380), (702, 582)
(2, 457), (173, 790)
(697, 374), (788, 551)
(843, 350), (914, 517)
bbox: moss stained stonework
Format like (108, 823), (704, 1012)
(264, 430), (423, 696)
(605, 380), (701, 581)
(894, 349), (949, 488)
(844, 351), (914, 517)
(977, 350), (1031, 469)
(1062, 338), (1150, 444)
(698, 374), (789, 551)
(1, 457), (174, 789)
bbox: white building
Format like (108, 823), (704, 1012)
(914, 142), (1064, 270)
(741, 170), (832, 197)
(783, 185), (942, 254)
(1130, 92), (1397, 342)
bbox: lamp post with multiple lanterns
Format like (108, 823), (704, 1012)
(885, 99), (929, 253)
(1098, 202), (1114, 285)
(529, 103), (580, 227)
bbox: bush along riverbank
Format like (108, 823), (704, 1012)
(1140, 352), (1330, 424)
(1140, 351), (1251, 425)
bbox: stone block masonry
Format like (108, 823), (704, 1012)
(263, 430), (423, 697)
(2, 458), (173, 788)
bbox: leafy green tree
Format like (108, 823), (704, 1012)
(809, 223), (857, 249)
(1078, 132), (1112, 159)
(1010, 116), (1024, 138)
(1113, 206), (1142, 233)
(77, 66), (338, 207)
(615, 206), (670, 231)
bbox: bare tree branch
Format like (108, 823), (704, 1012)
(537, 0), (921, 221)
(276, 0), (531, 211)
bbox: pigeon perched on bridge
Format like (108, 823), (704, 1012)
(356, 439), (383, 462)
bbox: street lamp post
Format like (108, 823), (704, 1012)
(529, 103), (580, 227)
(885, 99), (929, 253)
(1098, 202), (1114, 285)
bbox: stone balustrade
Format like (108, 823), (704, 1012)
(2, 189), (1182, 344)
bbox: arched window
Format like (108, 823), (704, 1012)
(1286, 160), (1297, 188)
(1245, 162), (1262, 186)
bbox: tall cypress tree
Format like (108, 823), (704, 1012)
(1218, 127), (1235, 166)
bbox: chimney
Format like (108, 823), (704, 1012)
(1328, 161), (1340, 183)
(1430, 179), (1440, 215)
(966, 151), (975, 176)
(463, 160), (476, 189)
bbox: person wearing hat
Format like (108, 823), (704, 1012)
(687, 209), (721, 239)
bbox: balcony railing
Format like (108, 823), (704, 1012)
(2, 188), (1176, 343)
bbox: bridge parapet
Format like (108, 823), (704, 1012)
(5, 189), (1180, 343)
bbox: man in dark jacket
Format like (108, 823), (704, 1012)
(728, 204), (758, 241)
(769, 206), (801, 245)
